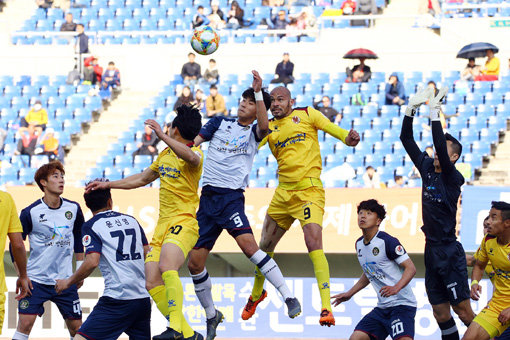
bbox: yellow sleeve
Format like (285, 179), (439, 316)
(149, 151), (163, 173)
(25, 110), (34, 122)
(485, 58), (500, 74)
(258, 135), (268, 149)
(8, 194), (22, 234)
(309, 107), (349, 144)
(477, 236), (490, 263)
(192, 146), (204, 167)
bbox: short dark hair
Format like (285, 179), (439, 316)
(34, 161), (65, 192)
(428, 80), (436, 87)
(445, 133), (462, 159)
(468, 57), (475, 62)
(83, 178), (111, 212)
(197, 5), (203, 9)
(76, 23), (84, 29)
(394, 175), (403, 181)
(357, 199), (386, 221)
(188, 52), (195, 57)
(366, 165), (374, 171)
(491, 201), (510, 221)
(210, 84), (217, 90)
(172, 105), (202, 141)
(242, 88), (271, 110)
(209, 59), (216, 63)
(108, 61), (115, 66)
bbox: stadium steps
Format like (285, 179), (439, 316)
(0, 0), (35, 46)
(475, 132), (510, 185)
(377, 0), (419, 27)
(64, 89), (156, 185)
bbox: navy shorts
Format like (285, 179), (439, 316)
(496, 327), (510, 340)
(355, 305), (416, 340)
(424, 241), (470, 306)
(78, 296), (151, 340)
(18, 281), (81, 319)
(195, 186), (252, 250)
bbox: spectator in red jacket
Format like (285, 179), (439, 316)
(84, 56), (103, 84)
(341, 0), (357, 14)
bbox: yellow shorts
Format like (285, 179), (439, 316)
(0, 292), (5, 334)
(267, 185), (325, 230)
(473, 301), (510, 338)
(146, 216), (199, 263)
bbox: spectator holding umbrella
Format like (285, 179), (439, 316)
(475, 49), (500, 81)
(456, 42), (499, 81)
(344, 48), (376, 83)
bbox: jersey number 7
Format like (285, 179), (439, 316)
(110, 229), (141, 262)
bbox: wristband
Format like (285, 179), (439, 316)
(76, 260), (83, 270)
(254, 91), (263, 101)
(404, 106), (416, 117)
(430, 108), (441, 121)
(471, 280), (479, 287)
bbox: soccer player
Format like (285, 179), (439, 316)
(0, 190), (31, 335)
(463, 201), (510, 340)
(55, 179), (151, 340)
(400, 87), (475, 340)
(242, 86), (360, 326)
(86, 105), (203, 340)
(187, 71), (301, 340)
(332, 199), (417, 340)
(13, 161), (85, 340)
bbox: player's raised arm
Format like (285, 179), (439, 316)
(331, 273), (369, 306)
(310, 107), (359, 146)
(86, 167), (159, 193)
(252, 70), (269, 139)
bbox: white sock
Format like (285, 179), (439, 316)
(13, 331), (29, 340)
(250, 250), (292, 300)
(191, 268), (216, 319)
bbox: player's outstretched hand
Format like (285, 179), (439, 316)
(498, 307), (510, 325)
(379, 285), (400, 297)
(470, 282), (482, 301)
(428, 86), (448, 121)
(345, 129), (360, 147)
(85, 180), (109, 194)
(145, 119), (164, 138)
(55, 279), (70, 294)
(252, 70), (262, 93)
(331, 292), (352, 306)
(15, 276), (32, 300)
(404, 87), (433, 117)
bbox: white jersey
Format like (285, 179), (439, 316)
(82, 210), (149, 300)
(19, 198), (84, 285)
(199, 116), (262, 190)
(355, 231), (417, 308)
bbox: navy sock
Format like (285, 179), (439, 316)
(438, 318), (459, 340)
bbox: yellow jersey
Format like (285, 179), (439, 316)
(0, 191), (23, 293)
(483, 57), (500, 76)
(25, 109), (48, 125)
(476, 234), (510, 308)
(149, 145), (203, 221)
(262, 106), (349, 185)
(474, 248), (495, 283)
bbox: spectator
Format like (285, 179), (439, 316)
(15, 124), (39, 156)
(270, 52), (294, 85)
(296, 8), (316, 30)
(313, 96), (342, 123)
(388, 174), (405, 188)
(408, 166), (420, 179)
(173, 86), (194, 111)
(206, 84), (227, 117)
(385, 72), (405, 105)
(202, 59), (219, 85)
(83, 56), (103, 85)
(0, 128), (6, 152)
(286, 18), (300, 38)
(341, 0), (356, 14)
(101, 61), (121, 91)
(461, 58), (481, 81)
(193, 88), (206, 116)
(262, 0), (285, 6)
(362, 165), (382, 189)
(38, 128), (60, 161)
(20, 100), (48, 134)
(226, 0), (244, 29)
(192, 6), (210, 28)
(475, 49), (500, 81)
(208, 0), (226, 29)
(36, 0), (53, 9)
(346, 57), (372, 83)
(356, 0), (376, 14)
(75, 24), (89, 54)
(181, 52), (201, 88)
(60, 12), (77, 31)
(269, 9), (289, 36)
(132, 125), (159, 157)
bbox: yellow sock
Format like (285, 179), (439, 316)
(252, 251), (273, 300)
(162, 270), (183, 332)
(181, 316), (194, 338)
(309, 249), (332, 310)
(148, 285), (169, 320)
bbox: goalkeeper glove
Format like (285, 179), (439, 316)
(428, 87), (448, 121)
(404, 87), (433, 117)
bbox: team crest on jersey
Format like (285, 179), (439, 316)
(292, 116), (301, 124)
(372, 247), (379, 256)
(82, 235), (91, 247)
(65, 211), (73, 220)
(19, 300), (29, 309)
(395, 245), (405, 256)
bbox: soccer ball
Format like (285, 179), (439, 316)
(190, 26), (220, 55)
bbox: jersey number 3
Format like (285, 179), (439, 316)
(110, 229), (141, 262)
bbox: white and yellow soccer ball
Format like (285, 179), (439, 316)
(190, 25), (220, 55)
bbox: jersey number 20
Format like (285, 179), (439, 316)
(110, 229), (141, 262)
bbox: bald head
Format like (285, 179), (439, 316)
(270, 86), (294, 119)
(270, 86), (291, 99)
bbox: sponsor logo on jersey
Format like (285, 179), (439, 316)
(168, 299), (176, 307)
(19, 300), (29, 309)
(39, 214), (47, 223)
(372, 247), (379, 256)
(82, 235), (91, 247)
(321, 282), (330, 290)
(65, 211), (73, 220)
(358, 249), (362, 257)
(292, 116), (301, 124)
(395, 245), (405, 256)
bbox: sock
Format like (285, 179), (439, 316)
(438, 318), (459, 340)
(309, 249), (332, 310)
(149, 285), (169, 319)
(12, 331), (29, 340)
(251, 251), (273, 300)
(250, 250), (292, 300)
(162, 270), (183, 332)
(181, 317), (194, 338)
(191, 268), (216, 319)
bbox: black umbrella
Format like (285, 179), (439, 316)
(456, 42), (499, 59)
(343, 48), (378, 59)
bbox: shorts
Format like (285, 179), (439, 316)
(77, 296), (151, 340)
(146, 216), (199, 262)
(424, 241), (470, 306)
(267, 185), (325, 230)
(194, 187), (252, 250)
(0, 292), (5, 334)
(474, 300), (510, 338)
(496, 326), (510, 340)
(354, 305), (416, 340)
(18, 281), (81, 319)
